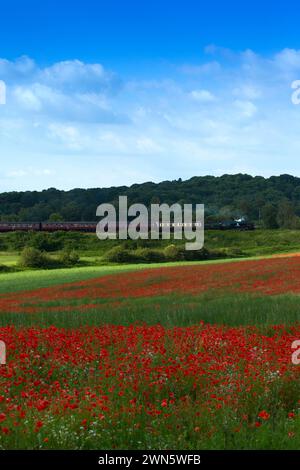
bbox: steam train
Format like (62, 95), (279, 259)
(0, 219), (255, 232)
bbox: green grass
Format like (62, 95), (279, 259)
(0, 252), (18, 266)
(205, 228), (300, 256)
(1, 289), (300, 330)
(2, 228), (300, 267)
(0, 264), (140, 294)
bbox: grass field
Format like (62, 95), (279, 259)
(2, 228), (300, 269)
(0, 253), (18, 266)
(0, 254), (300, 449)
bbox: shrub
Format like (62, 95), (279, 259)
(58, 249), (80, 266)
(135, 248), (166, 263)
(104, 246), (137, 263)
(19, 247), (57, 269)
(0, 264), (10, 272)
(182, 247), (211, 261)
(29, 233), (62, 252)
(164, 244), (184, 261)
(104, 245), (166, 264)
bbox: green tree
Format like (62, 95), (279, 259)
(261, 203), (278, 229)
(48, 213), (63, 222)
(277, 199), (298, 229)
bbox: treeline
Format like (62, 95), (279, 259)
(2, 173), (300, 228)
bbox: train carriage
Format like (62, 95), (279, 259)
(0, 222), (41, 232)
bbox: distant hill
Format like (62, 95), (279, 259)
(1, 173), (300, 227)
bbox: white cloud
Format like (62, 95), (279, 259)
(232, 84), (261, 100)
(1, 49), (300, 191)
(189, 89), (216, 102)
(13, 86), (42, 111)
(47, 123), (84, 151)
(0, 56), (36, 82)
(0, 57), (124, 123)
(274, 48), (300, 71)
(136, 137), (163, 154)
(39, 60), (120, 93)
(6, 168), (53, 178)
(234, 100), (257, 118)
(180, 60), (221, 75)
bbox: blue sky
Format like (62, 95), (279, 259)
(1, 0), (300, 190)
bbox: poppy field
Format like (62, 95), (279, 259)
(0, 256), (300, 449)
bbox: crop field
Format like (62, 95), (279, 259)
(0, 256), (300, 449)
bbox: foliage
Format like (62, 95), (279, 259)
(2, 173), (300, 225)
(104, 245), (138, 263)
(19, 246), (80, 269)
(261, 203), (278, 228)
(134, 247), (166, 263)
(0, 264), (10, 273)
(19, 247), (57, 269)
(164, 244), (183, 261)
(58, 249), (80, 266)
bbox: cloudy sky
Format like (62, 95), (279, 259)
(1, 0), (300, 191)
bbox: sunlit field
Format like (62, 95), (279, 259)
(0, 256), (300, 449)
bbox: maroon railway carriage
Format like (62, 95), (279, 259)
(41, 222), (97, 232)
(0, 222), (97, 232)
(0, 222), (41, 232)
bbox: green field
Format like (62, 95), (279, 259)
(1, 289), (300, 330)
(0, 248), (300, 449)
(1, 229), (300, 271)
(0, 253), (18, 266)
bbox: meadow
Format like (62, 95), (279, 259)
(3, 228), (300, 269)
(0, 255), (300, 449)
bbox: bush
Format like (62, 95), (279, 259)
(104, 245), (166, 264)
(29, 233), (62, 252)
(0, 264), (10, 273)
(164, 244), (184, 261)
(135, 248), (166, 263)
(104, 246), (137, 263)
(182, 247), (211, 261)
(19, 247), (57, 269)
(58, 249), (80, 266)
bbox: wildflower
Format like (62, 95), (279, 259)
(258, 410), (270, 421)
